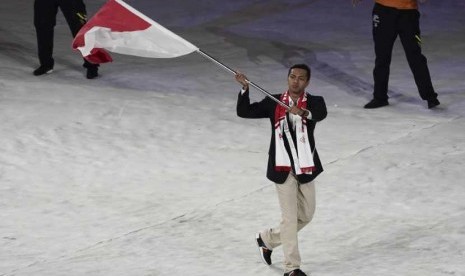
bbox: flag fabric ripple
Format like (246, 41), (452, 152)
(72, 0), (199, 64)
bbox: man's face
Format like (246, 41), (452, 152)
(287, 68), (309, 95)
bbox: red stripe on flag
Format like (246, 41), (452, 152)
(73, 0), (152, 63)
(83, 0), (151, 32)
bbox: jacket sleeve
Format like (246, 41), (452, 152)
(236, 90), (271, 119)
(308, 95), (327, 122)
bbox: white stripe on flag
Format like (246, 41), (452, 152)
(78, 25), (198, 58)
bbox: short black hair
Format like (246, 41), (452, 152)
(288, 64), (311, 81)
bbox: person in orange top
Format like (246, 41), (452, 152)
(374, 0), (418, 10)
(352, 0), (440, 109)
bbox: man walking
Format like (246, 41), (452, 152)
(235, 64), (327, 276)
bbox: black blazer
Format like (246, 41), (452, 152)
(237, 90), (327, 184)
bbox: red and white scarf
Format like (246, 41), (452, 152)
(274, 91), (315, 174)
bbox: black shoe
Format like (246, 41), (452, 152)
(33, 65), (53, 76)
(427, 99), (440, 109)
(86, 66), (99, 79)
(256, 233), (272, 265)
(364, 98), (389, 109)
(284, 269), (307, 276)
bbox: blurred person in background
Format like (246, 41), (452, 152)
(353, 0), (440, 109)
(33, 0), (99, 79)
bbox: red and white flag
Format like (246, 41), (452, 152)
(72, 0), (199, 64)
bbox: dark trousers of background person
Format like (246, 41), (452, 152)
(372, 3), (437, 102)
(34, 0), (97, 70)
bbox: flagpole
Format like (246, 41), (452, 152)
(196, 50), (290, 109)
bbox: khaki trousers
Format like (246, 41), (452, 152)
(260, 174), (316, 272)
